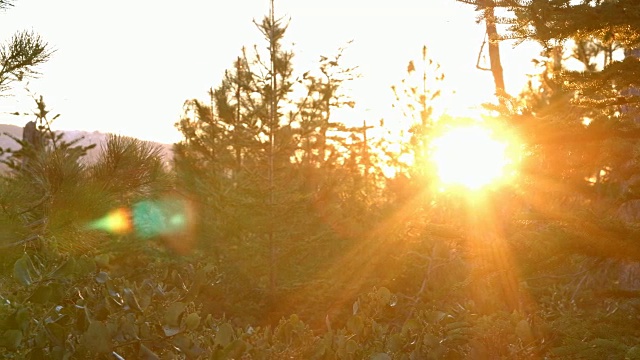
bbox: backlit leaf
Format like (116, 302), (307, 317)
(48, 283), (64, 303)
(76, 257), (97, 275)
(224, 339), (248, 359)
(95, 271), (109, 284)
(51, 258), (76, 279)
(123, 288), (142, 312)
(138, 343), (160, 360)
(423, 334), (439, 348)
(162, 325), (181, 337)
(387, 333), (403, 353)
(185, 312), (201, 331)
(13, 255), (33, 286)
(46, 322), (66, 346)
(515, 319), (534, 343)
(346, 339), (358, 354)
(215, 323), (234, 347)
(0, 329), (22, 350)
(426, 311), (447, 324)
(370, 353), (391, 360)
(347, 315), (364, 335)
(82, 321), (111, 354)
(15, 307), (29, 332)
(28, 284), (52, 303)
(172, 334), (192, 352)
(94, 254), (110, 268)
(164, 302), (186, 327)
(377, 287), (391, 305)
(401, 318), (420, 336)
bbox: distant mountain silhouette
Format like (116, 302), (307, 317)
(0, 124), (174, 166)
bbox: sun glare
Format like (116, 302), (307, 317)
(431, 125), (515, 190)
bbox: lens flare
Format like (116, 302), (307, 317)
(132, 199), (190, 239)
(86, 198), (194, 242)
(86, 208), (133, 234)
(431, 125), (516, 190)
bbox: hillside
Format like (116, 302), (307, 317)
(0, 124), (174, 165)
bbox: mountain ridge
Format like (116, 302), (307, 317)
(0, 124), (174, 165)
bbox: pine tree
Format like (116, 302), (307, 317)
(476, 0), (640, 260)
(174, 7), (380, 321)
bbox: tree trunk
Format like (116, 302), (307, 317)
(268, 0), (278, 299)
(483, 1), (506, 99)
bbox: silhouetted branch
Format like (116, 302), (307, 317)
(0, 234), (39, 249)
(575, 96), (640, 109)
(0, 0), (14, 11)
(521, 125), (640, 145)
(0, 30), (53, 93)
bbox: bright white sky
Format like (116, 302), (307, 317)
(0, 0), (541, 144)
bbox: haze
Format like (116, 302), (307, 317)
(0, 0), (540, 144)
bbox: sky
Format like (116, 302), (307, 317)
(0, 0), (542, 144)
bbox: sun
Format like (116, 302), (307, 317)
(431, 125), (516, 190)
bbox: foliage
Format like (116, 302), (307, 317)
(0, 1), (52, 94)
(5, 221), (640, 359)
(388, 45), (444, 178)
(173, 11), (382, 322)
(458, 0), (640, 257)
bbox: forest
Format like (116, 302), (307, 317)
(2, 0), (640, 359)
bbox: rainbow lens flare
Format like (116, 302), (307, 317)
(86, 198), (193, 240)
(131, 199), (190, 239)
(86, 207), (133, 235)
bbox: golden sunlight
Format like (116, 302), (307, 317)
(431, 125), (515, 190)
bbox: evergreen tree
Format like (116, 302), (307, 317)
(173, 8), (368, 320)
(0, 97), (96, 249)
(469, 0), (640, 259)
